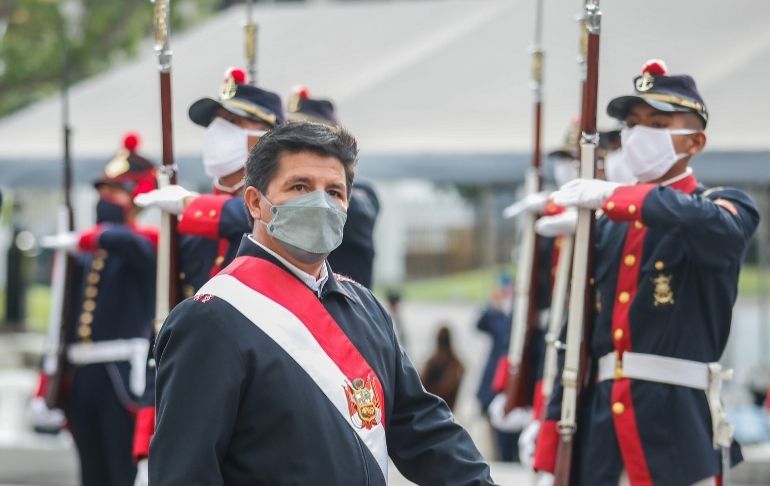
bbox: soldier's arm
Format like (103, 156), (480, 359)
(149, 299), (245, 485)
(178, 195), (250, 241)
(601, 185), (759, 268)
(78, 224), (156, 269)
(378, 305), (493, 484)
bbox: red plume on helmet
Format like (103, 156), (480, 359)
(292, 85), (312, 99)
(122, 132), (140, 152)
(224, 66), (249, 85)
(641, 59), (668, 76)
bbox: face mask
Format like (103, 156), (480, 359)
(213, 178), (246, 195)
(96, 197), (127, 224)
(260, 190), (347, 264)
(553, 159), (579, 187)
(620, 125), (697, 182)
(603, 150), (637, 184)
(202, 118), (250, 179)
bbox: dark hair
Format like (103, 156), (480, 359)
(245, 121), (358, 199)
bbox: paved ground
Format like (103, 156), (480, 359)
(0, 300), (769, 485)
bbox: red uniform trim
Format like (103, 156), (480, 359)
(611, 379), (652, 485)
(209, 238), (230, 279)
(491, 356), (508, 394)
(132, 405), (155, 460)
(220, 257), (388, 426)
(131, 224), (159, 249)
(533, 419), (559, 473)
(34, 372), (47, 398)
(532, 379), (544, 420)
(178, 194), (230, 239)
(544, 200), (566, 217)
(78, 225), (103, 251)
(602, 184), (656, 222)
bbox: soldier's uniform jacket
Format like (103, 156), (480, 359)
(132, 192), (250, 459)
(534, 172), (759, 485)
(149, 236), (494, 485)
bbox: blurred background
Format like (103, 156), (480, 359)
(0, 0), (769, 484)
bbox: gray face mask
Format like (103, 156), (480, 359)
(261, 190), (347, 264)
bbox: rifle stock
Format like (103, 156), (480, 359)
(554, 1), (601, 484)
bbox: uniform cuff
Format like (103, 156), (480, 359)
(532, 380), (544, 420)
(543, 200), (567, 217)
(132, 406), (155, 460)
(178, 194), (229, 239)
(533, 419), (559, 473)
(491, 356), (509, 394)
(601, 184), (656, 222)
(78, 225), (103, 251)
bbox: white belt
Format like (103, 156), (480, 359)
(68, 338), (150, 396)
(597, 351), (734, 450)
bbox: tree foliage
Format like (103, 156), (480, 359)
(0, 0), (222, 118)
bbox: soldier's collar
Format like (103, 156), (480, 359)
(661, 167), (698, 194)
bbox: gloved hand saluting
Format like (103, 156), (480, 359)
(133, 185), (199, 215)
(551, 179), (621, 209)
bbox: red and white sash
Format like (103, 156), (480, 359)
(196, 257), (389, 481)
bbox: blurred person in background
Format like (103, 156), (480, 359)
(420, 325), (464, 411)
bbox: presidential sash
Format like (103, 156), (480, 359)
(196, 256), (389, 481)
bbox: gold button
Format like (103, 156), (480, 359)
(85, 286), (98, 298)
(215, 255), (224, 266)
(589, 277), (595, 286)
(179, 272), (186, 280)
(95, 249), (108, 258)
(183, 285), (195, 298)
(624, 254), (636, 267)
(628, 204), (637, 215)
(606, 201), (616, 211)
(209, 210), (217, 218)
(634, 221), (644, 230)
(613, 328), (624, 341)
(78, 325), (92, 338)
(83, 300), (96, 312)
(79, 312), (93, 325)
(655, 261), (665, 270)
(618, 291), (630, 304)
(194, 210), (203, 218)
(92, 259), (105, 271)
(612, 402), (625, 415)
(87, 272), (100, 285)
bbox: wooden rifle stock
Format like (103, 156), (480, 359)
(554, 1), (601, 484)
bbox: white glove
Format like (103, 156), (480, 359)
(134, 458), (149, 486)
(503, 191), (550, 219)
(40, 231), (79, 253)
(518, 419), (541, 467)
(29, 397), (66, 434)
(536, 472), (555, 486)
(488, 393), (532, 432)
(535, 208), (578, 237)
(134, 185), (199, 215)
(551, 178), (621, 209)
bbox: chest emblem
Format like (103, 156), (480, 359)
(344, 376), (382, 430)
(652, 274), (675, 307)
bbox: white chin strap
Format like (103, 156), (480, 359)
(214, 178), (246, 195)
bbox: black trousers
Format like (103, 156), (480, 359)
(67, 363), (136, 486)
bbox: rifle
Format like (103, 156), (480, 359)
(554, 1), (601, 484)
(503, 0), (545, 413)
(541, 235), (573, 403)
(244, 0), (258, 85)
(44, 14), (78, 410)
(152, 0), (180, 332)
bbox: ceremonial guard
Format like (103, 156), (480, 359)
(150, 121), (494, 485)
(40, 134), (159, 486)
(287, 86), (381, 288)
(130, 68), (284, 479)
(534, 61), (760, 485)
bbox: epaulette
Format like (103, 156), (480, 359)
(334, 273), (363, 287)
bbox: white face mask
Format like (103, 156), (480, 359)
(553, 159), (579, 187)
(202, 118), (267, 180)
(620, 125), (697, 182)
(603, 150), (637, 184)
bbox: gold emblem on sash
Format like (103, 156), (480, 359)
(344, 376), (381, 430)
(652, 274), (674, 307)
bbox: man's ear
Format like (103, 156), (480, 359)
(688, 131), (707, 156)
(243, 186), (262, 222)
